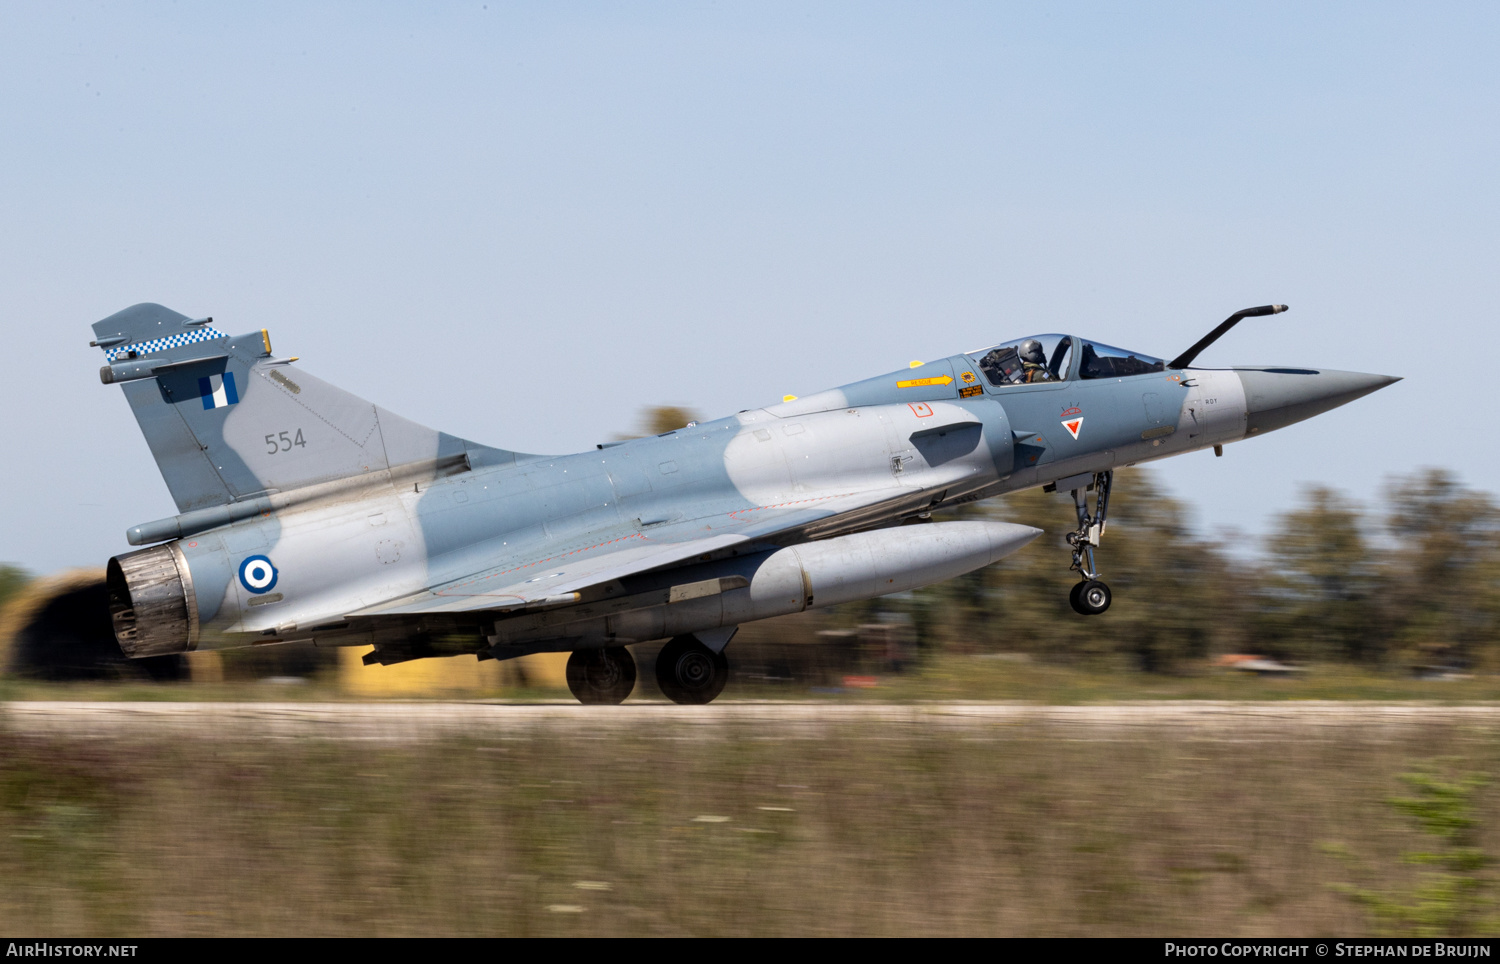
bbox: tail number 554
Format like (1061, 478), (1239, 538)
(265, 429), (307, 454)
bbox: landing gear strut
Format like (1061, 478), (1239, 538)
(1066, 470), (1113, 616)
(656, 635), (730, 705)
(566, 647), (637, 704)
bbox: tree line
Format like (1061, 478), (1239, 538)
(862, 467), (1500, 673)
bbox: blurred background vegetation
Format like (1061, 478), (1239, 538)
(0, 565), (28, 614)
(846, 463), (1500, 677)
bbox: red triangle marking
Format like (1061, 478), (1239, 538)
(1062, 418), (1083, 440)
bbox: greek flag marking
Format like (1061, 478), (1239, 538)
(199, 371), (239, 410)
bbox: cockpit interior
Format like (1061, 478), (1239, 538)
(967, 335), (1166, 387)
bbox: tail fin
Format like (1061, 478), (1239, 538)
(92, 303), (522, 513)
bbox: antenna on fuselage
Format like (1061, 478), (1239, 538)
(1168, 304), (1289, 370)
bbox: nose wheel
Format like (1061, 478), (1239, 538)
(1069, 579), (1112, 615)
(1065, 470), (1113, 616)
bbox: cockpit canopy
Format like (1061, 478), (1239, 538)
(1078, 340), (1167, 379)
(967, 334), (1165, 386)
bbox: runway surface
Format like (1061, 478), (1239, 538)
(5, 700), (1500, 741)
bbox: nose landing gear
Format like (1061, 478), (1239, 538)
(1064, 470), (1113, 616)
(1069, 578), (1112, 616)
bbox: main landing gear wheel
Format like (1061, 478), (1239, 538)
(656, 635), (729, 705)
(1063, 470), (1114, 616)
(1070, 580), (1112, 616)
(566, 647), (637, 705)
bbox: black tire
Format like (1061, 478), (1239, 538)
(655, 636), (729, 705)
(1076, 580), (1112, 616)
(566, 647), (637, 705)
(1068, 581), (1087, 614)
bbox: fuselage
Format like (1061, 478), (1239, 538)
(108, 328), (1397, 661)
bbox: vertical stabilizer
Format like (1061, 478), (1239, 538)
(92, 303), (523, 512)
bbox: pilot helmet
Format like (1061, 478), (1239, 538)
(1019, 339), (1046, 365)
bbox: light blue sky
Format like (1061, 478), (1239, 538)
(2, 3), (1494, 573)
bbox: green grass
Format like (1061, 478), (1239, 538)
(1, 721), (1498, 935)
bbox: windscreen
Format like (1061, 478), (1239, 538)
(1078, 341), (1165, 380)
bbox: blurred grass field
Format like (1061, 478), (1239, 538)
(0, 720), (1496, 936)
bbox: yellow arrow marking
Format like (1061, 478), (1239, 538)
(896, 375), (954, 388)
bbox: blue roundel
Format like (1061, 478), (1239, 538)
(238, 555), (279, 594)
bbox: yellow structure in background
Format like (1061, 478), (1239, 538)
(336, 647), (569, 697)
(187, 651), (224, 682)
(150, 647), (572, 697)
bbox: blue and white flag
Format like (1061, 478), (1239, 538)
(198, 372), (239, 410)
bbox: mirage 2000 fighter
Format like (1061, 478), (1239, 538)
(92, 303), (1396, 703)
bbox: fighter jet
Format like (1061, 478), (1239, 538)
(91, 303), (1396, 704)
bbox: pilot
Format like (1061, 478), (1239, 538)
(1019, 339), (1052, 383)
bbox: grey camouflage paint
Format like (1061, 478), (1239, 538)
(92, 303), (1398, 663)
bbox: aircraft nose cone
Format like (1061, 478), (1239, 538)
(1237, 368), (1401, 437)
